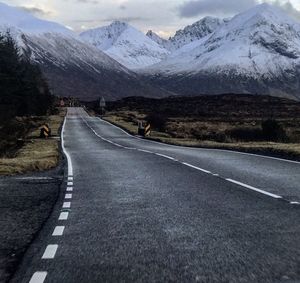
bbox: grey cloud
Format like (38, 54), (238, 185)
(77, 0), (99, 4)
(272, 0), (300, 20)
(178, 0), (257, 17)
(18, 6), (52, 16)
(119, 5), (127, 10)
(101, 17), (149, 23)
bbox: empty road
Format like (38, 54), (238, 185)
(12, 107), (300, 283)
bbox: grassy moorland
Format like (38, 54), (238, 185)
(92, 94), (300, 161)
(0, 108), (65, 175)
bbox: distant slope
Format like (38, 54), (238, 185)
(0, 3), (168, 101)
(80, 21), (170, 70)
(143, 4), (300, 100)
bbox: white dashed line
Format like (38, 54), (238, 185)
(137, 149), (153, 153)
(29, 272), (47, 283)
(42, 245), (58, 259)
(63, 202), (71, 208)
(65, 194), (72, 199)
(155, 153), (177, 161)
(66, 187), (73, 192)
(84, 114), (296, 204)
(290, 201), (300, 205)
(182, 162), (212, 174)
(68, 176), (73, 181)
(52, 226), (65, 236)
(226, 178), (282, 199)
(67, 182), (73, 186)
(59, 212), (69, 220)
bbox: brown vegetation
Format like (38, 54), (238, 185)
(0, 108), (66, 175)
(99, 94), (300, 161)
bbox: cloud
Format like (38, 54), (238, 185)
(76, 0), (99, 4)
(178, 0), (257, 17)
(272, 0), (300, 20)
(101, 16), (149, 23)
(18, 6), (52, 17)
(178, 0), (300, 20)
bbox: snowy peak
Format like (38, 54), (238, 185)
(80, 22), (170, 69)
(0, 2), (73, 36)
(80, 21), (131, 51)
(146, 30), (171, 50)
(169, 16), (227, 49)
(144, 3), (300, 99)
(203, 3), (300, 59)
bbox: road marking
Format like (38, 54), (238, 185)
(83, 114), (296, 204)
(29, 272), (47, 283)
(226, 178), (282, 199)
(67, 182), (73, 186)
(61, 115), (73, 176)
(63, 202), (71, 208)
(67, 187), (73, 192)
(42, 245), (58, 259)
(68, 176), (73, 181)
(59, 212), (69, 220)
(182, 162), (212, 174)
(99, 117), (300, 165)
(52, 226), (65, 236)
(65, 194), (72, 199)
(137, 149), (152, 153)
(155, 153), (177, 161)
(290, 201), (300, 205)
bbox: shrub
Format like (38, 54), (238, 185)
(145, 113), (167, 131)
(227, 127), (263, 142)
(261, 119), (287, 142)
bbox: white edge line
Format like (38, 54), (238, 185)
(99, 117), (300, 165)
(62, 110), (74, 176)
(29, 272), (47, 283)
(42, 244), (58, 259)
(226, 178), (282, 199)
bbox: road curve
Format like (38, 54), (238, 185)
(12, 107), (300, 283)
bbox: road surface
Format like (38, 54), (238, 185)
(12, 107), (300, 283)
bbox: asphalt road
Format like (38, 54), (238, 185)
(11, 107), (300, 283)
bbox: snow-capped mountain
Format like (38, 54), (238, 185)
(0, 2), (167, 100)
(146, 30), (172, 50)
(144, 4), (300, 100)
(80, 21), (170, 70)
(168, 17), (228, 50)
(0, 2), (73, 36)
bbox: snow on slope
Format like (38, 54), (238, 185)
(146, 3), (300, 77)
(80, 21), (170, 70)
(0, 2), (164, 100)
(0, 2), (73, 36)
(168, 16), (228, 50)
(146, 30), (172, 50)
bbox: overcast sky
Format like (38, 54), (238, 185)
(3, 0), (300, 37)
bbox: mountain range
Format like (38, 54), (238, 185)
(0, 2), (168, 100)
(1, 2), (300, 100)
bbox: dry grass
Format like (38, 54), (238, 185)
(0, 109), (66, 175)
(103, 113), (300, 161)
